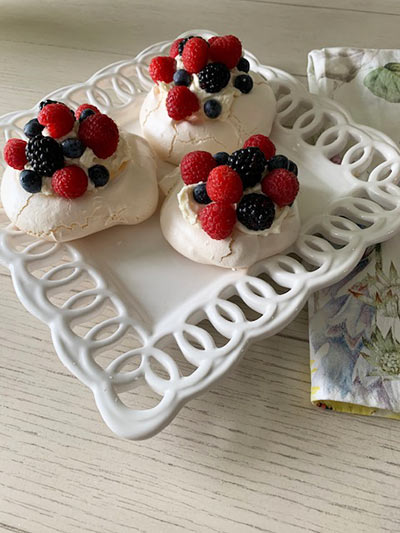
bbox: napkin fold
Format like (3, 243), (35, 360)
(307, 47), (400, 418)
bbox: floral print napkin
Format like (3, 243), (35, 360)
(307, 48), (400, 418)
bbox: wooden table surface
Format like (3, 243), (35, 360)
(1, 1), (400, 532)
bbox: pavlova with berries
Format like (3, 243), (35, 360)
(160, 134), (300, 268)
(140, 33), (276, 165)
(1, 100), (158, 241)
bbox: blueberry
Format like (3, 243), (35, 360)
(23, 118), (44, 139)
(19, 170), (42, 193)
(39, 99), (59, 110)
(213, 152), (229, 166)
(267, 155), (298, 175)
(193, 183), (211, 204)
(173, 69), (192, 87)
(61, 138), (85, 159)
(288, 161), (298, 175)
(88, 165), (109, 187)
(79, 108), (95, 122)
(234, 74), (253, 94)
(236, 57), (250, 73)
(204, 99), (222, 119)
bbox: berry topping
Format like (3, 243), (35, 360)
(234, 74), (253, 94)
(38, 103), (75, 138)
(39, 99), (60, 110)
(19, 169), (42, 193)
(243, 134), (276, 161)
(261, 168), (299, 207)
(75, 103), (100, 120)
(182, 37), (209, 74)
(213, 151), (229, 166)
(267, 155), (298, 175)
(166, 86), (200, 120)
(209, 35), (242, 69)
(204, 99), (222, 118)
(198, 62), (230, 93)
(237, 57), (250, 73)
(199, 203), (236, 240)
(180, 150), (216, 185)
(237, 193), (275, 231)
(169, 38), (182, 58)
(193, 183), (211, 204)
(3, 138), (27, 170)
(206, 165), (243, 204)
(26, 135), (64, 175)
(88, 164), (110, 187)
(227, 147), (267, 188)
(78, 113), (119, 159)
(178, 36), (195, 55)
(173, 69), (192, 87)
(61, 138), (86, 159)
(52, 165), (88, 199)
(149, 56), (176, 83)
(23, 118), (44, 139)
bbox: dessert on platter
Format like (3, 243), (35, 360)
(140, 33), (276, 164)
(1, 101), (158, 242)
(160, 134), (300, 269)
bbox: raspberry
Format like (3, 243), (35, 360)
(199, 203), (236, 240)
(243, 135), (276, 160)
(208, 36), (219, 46)
(78, 113), (119, 159)
(209, 35), (242, 69)
(178, 36), (195, 55)
(182, 37), (209, 74)
(166, 86), (199, 121)
(180, 150), (216, 185)
(3, 138), (27, 170)
(52, 165), (88, 199)
(38, 103), (75, 138)
(261, 169), (299, 207)
(149, 56), (176, 83)
(75, 103), (100, 120)
(169, 39), (182, 58)
(237, 193), (275, 231)
(206, 165), (243, 204)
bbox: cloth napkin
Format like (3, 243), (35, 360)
(307, 48), (400, 418)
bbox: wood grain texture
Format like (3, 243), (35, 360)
(1, 1), (400, 532)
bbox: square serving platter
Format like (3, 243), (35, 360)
(1, 30), (400, 439)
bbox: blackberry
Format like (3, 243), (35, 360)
(61, 138), (86, 159)
(23, 118), (44, 139)
(193, 182), (211, 204)
(19, 170), (42, 193)
(237, 193), (275, 231)
(88, 165), (109, 187)
(198, 63), (230, 93)
(234, 74), (253, 94)
(268, 155), (298, 176)
(178, 36), (194, 55)
(204, 99), (221, 118)
(213, 151), (229, 166)
(173, 69), (192, 87)
(26, 135), (64, 176)
(236, 57), (250, 73)
(227, 147), (266, 188)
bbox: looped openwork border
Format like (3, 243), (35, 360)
(1, 30), (400, 439)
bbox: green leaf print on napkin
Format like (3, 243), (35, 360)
(364, 63), (400, 103)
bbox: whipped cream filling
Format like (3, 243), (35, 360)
(36, 125), (132, 196)
(158, 57), (249, 121)
(177, 181), (294, 236)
